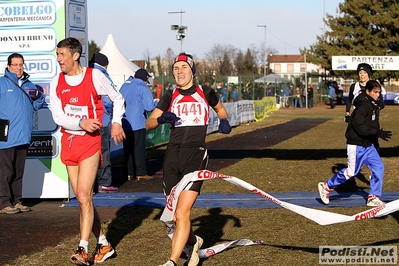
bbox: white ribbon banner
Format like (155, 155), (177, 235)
(160, 170), (399, 258)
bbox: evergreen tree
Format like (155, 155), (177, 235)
(234, 50), (245, 75)
(219, 52), (233, 76)
(145, 56), (155, 75)
(306, 0), (399, 80)
(156, 55), (162, 78)
(88, 40), (101, 60)
(243, 48), (256, 74)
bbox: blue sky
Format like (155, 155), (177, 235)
(87, 0), (344, 60)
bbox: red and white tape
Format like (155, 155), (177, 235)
(160, 170), (399, 258)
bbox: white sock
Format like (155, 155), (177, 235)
(98, 234), (109, 246)
(79, 240), (89, 252)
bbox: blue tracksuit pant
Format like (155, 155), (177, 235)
(326, 144), (384, 196)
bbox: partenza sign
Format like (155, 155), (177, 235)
(332, 56), (399, 70)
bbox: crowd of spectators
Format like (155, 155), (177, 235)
(148, 79), (342, 108)
(148, 80), (272, 102)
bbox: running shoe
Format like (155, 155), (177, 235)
(136, 175), (154, 180)
(88, 243), (115, 263)
(0, 206), (21, 214)
(185, 235), (203, 266)
(97, 185), (119, 193)
(70, 246), (89, 265)
(14, 202), (31, 212)
(367, 196), (385, 207)
(318, 182), (330, 205)
(158, 259), (176, 266)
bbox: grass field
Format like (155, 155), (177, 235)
(8, 104), (399, 266)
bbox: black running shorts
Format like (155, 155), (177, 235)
(163, 143), (208, 195)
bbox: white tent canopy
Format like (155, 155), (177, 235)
(99, 34), (140, 89)
(254, 73), (290, 84)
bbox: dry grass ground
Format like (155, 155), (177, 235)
(7, 104), (399, 266)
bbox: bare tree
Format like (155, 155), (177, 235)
(163, 48), (176, 76)
(143, 49), (152, 61)
(249, 44), (259, 70)
(204, 44), (224, 75)
(205, 44), (238, 77)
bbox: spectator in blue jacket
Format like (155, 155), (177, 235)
(220, 83), (228, 102)
(232, 85), (239, 102)
(0, 53), (45, 214)
(328, 81), (336, 109)
(120, 69), (158, 181)
(89, 52), (119, 193)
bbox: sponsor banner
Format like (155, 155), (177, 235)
(15, 0), (85, 199)
(238, 100), (255, 124)
(28, 134), (57, 158)
(206, 107), (219, 134)
(224, 102), (240, 127)
(0, 54), (57, 78)
(24, 54), (57, 78)
(0, 28), (56, 53)
(206, 102), (240, 134)
(332, 56), (399, 70)
(160, 170), (399, 258)
(0, 1), (56, 26)
(254, 97), (277, 121)
(319, 246), (397, 265)
(145, 122), (170, 148)
(67, 3), (85, 28)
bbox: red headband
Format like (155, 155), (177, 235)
(174, 55), (194, 68)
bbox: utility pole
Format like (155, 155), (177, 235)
(257, 24), (266, 96)
(322, 0), (326, 87)
(304, 53), (308, 109)
(169, 10), (187, 53)
(323, 0), (326, 36)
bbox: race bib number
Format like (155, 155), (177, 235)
(64, 104), (89, 119)
(173, 102), (206, 127)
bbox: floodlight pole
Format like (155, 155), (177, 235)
(257, 24), (267, 96)
(169, 10), (186, 53)
(304, 53), (308, 109)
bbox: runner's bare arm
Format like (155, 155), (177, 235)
(146, 108), (163, 130)
(213, 102), (228, 120)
